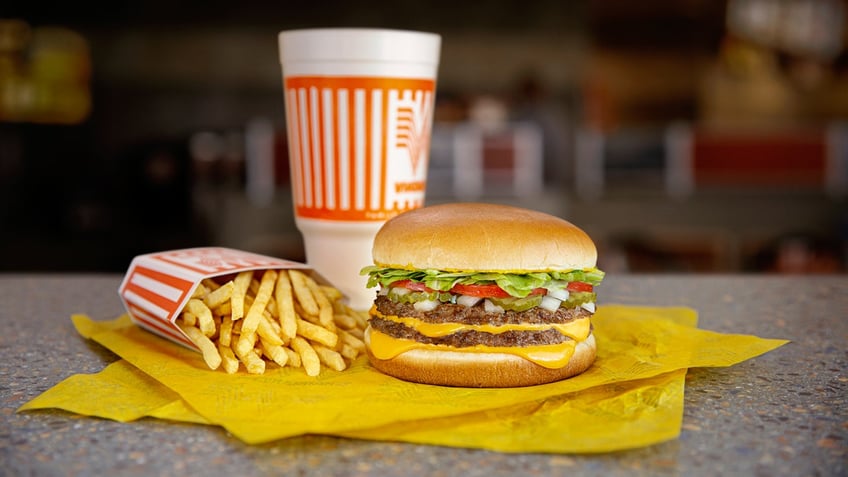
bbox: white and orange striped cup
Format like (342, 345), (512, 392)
(278, 28), (441, 310)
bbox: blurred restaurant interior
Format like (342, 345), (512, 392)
(1, 0), (846, 274)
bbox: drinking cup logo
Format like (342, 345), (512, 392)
(395, 100), (431, 175)
(284, 76), (435, 221)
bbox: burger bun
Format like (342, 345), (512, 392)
(364, 328), (596, 388)
(372, 202), (597, 273)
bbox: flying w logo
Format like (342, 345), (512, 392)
(394, 91), (432, 174)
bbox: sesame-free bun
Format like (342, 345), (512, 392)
(364, 327), (596, 388)
(372, 203), (597, 272)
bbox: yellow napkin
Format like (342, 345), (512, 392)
(19, 305), (788, 453)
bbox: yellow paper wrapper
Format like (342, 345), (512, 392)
(19, 305), (788, 453)
(344, 369), (688, 453)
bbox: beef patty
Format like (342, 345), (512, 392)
(373, 295), (591, 326)
(368, 317), (579, 348)
(370, 295), (593, 348)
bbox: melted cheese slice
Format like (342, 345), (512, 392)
(368, 308), (592, 369)
(368, 329), (579, 369)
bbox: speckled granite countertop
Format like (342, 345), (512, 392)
(1, 274), (845, 476)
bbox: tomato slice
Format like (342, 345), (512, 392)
(450, 283), (511, 298)
(450, 284), (549, 298)
(391, 280), (432, 292)
(566, 282), (593, 292)
(393, 280), (591, 297)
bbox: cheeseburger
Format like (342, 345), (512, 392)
(360, 203), (604, 387)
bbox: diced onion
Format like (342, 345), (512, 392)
(378, 286), (389, 296)
(391, 287), (410, 296)
(545, 287), (570, 301)
(581, 302), (596, 313)
(483, 299), (505, 314)
(540, 296), (562, 312)
(456, 295), (482, 307)
(413, 299), (440, 312)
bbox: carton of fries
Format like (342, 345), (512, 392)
(118, 247), (369, 376)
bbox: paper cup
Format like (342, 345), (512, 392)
(278, 28), (441, 310)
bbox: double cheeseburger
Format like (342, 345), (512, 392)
(360, 203), (604, 387)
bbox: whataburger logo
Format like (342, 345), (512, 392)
(394, 97), (432, 175)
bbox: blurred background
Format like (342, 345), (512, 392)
(1, 0), (846, 274)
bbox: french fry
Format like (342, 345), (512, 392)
(212, 315), (222, 337)
(275, 271), (298, 341)
(235, 331), (257, 358)
(333, 313), (358, 330)
(291, 336), (320, 377)
(349, 309), (370, 329)
(256, 315), (284, 346)
(345, 325), (364, 340)
(191, 283), (210, 299)
(181, 325), (222, 370)
(243, 292), (254, 309)
(214, 301), (232, 316)
(306, 278), (336, 332)
(236, 347), (265, 375)
(185, 299), (215, 337)
(203, 280), (234, 309)
(233, 333), (264, 374)
(293, 301), (320, 325)
(219, 316), (234, 346)
(231, 271), (253, 320)
(241, 269), (277, 336)
(265, 298), (279, 318)
(336, 302), (369, 328)
(266, 310), (282, 331)
(319, 285), (343, 303)
(232, 316), (243, 335)
(296, 316), (338, 348)
(218, 344), (240, 374)
(283, 346), (301, 367)
(312, 343), (347, 371)
(339, 343), (359, 360)
(340, 328), (366, 353)
(181, 311), (197, 327)
(174, 266), (369, 375)
(289, 270), (320, 317)
(201, 278), (220, 291)
(259, 337), (289, 367)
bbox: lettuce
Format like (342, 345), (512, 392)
(360, 266), (605, 298)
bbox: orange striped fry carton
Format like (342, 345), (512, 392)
(117, 247), (324, 350)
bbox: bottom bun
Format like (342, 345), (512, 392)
(364, 327), (596, 388)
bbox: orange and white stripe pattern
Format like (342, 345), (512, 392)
(284, 76), (435, 221)
(118, 247), (308, 350)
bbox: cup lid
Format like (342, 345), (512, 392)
(278, 28), (441, 65)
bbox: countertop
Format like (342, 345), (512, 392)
(1, 273), (845, 476)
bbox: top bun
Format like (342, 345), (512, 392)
(372, 202), (597, 272)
